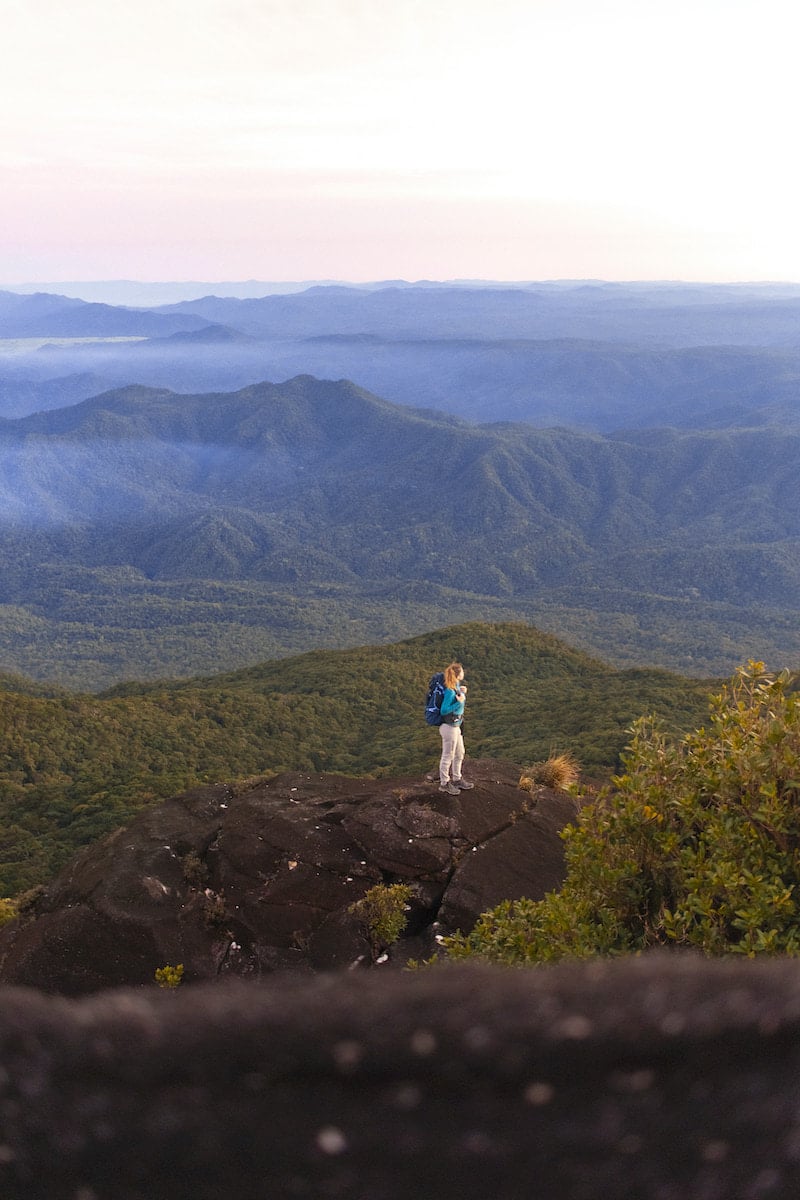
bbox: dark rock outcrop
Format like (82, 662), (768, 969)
(0, 759), (578, 994)
(2, 955), (800, 1199)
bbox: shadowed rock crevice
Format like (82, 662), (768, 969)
(0, 759), (578, 994)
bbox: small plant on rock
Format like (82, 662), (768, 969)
(520, 751), (580, 792)
(155, 963), (184, 989)
(180, 850), (208, 888)
(349, 883), (412, 959)
(202, 889), (227, 928)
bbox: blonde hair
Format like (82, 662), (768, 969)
(443, 662), (463, 690)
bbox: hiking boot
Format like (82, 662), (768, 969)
(453, 779), (475, 790)
(439, 783), (460, 795)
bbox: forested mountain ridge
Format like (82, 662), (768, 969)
(7, 375), (449, 449)
(0, 375), (798, 686)
(0, 621), (717, 896)
(1, 376), (798, 585)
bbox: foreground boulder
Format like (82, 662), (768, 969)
(0, 759), (577, 993)
(1, 955), (800, 1199)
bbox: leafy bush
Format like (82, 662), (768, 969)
(445, 662), (800, 964)
(349, 883), (412, 958)
(0, 897), (18, 927)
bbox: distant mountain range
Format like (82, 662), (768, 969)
(2, 283), (800, 432)
(0, 289), (210, 338)
(12, 278), (800, 307)
(150, 283), (800, 347)
(0, 375), (797, 687)
(5, 280), (341, 305)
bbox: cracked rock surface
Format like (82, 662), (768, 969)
(0, 759), (577, 993)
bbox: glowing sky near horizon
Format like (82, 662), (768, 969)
(2, 0), (798, 283)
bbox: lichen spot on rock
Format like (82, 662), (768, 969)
(332, 1040), (364, 1071)
(410, 1029), (437, 1056)
(608, 1068), (656, 1093)
(316, 1126), (348, 1156)
(554, 1013), (593, 1040)
(523, 1081), (555, 1106)
(390, 1082), (423, 1110)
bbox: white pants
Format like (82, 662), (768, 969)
(439, 723), (465, 784)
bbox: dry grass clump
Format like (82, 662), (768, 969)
(520, 752), (580, 793)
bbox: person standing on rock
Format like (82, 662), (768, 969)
(439, 662), (475, 795)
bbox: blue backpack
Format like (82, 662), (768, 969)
(424, 672), (445, 726)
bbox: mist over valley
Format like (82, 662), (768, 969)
(3, 282), (800, 434)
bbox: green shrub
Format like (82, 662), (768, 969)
(349, 883), (412, 958)
(154, 963), (184, 989)
(445, 662), (800, 965)
(0, 898), (18, 927)
(202, 890), (227, 928)
(180, 850), (208, 888)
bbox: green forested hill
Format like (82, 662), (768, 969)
(0, 621), (717, 896)
(0, 376), (798, 687)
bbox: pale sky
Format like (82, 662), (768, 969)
(2, 0), (799, 283)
